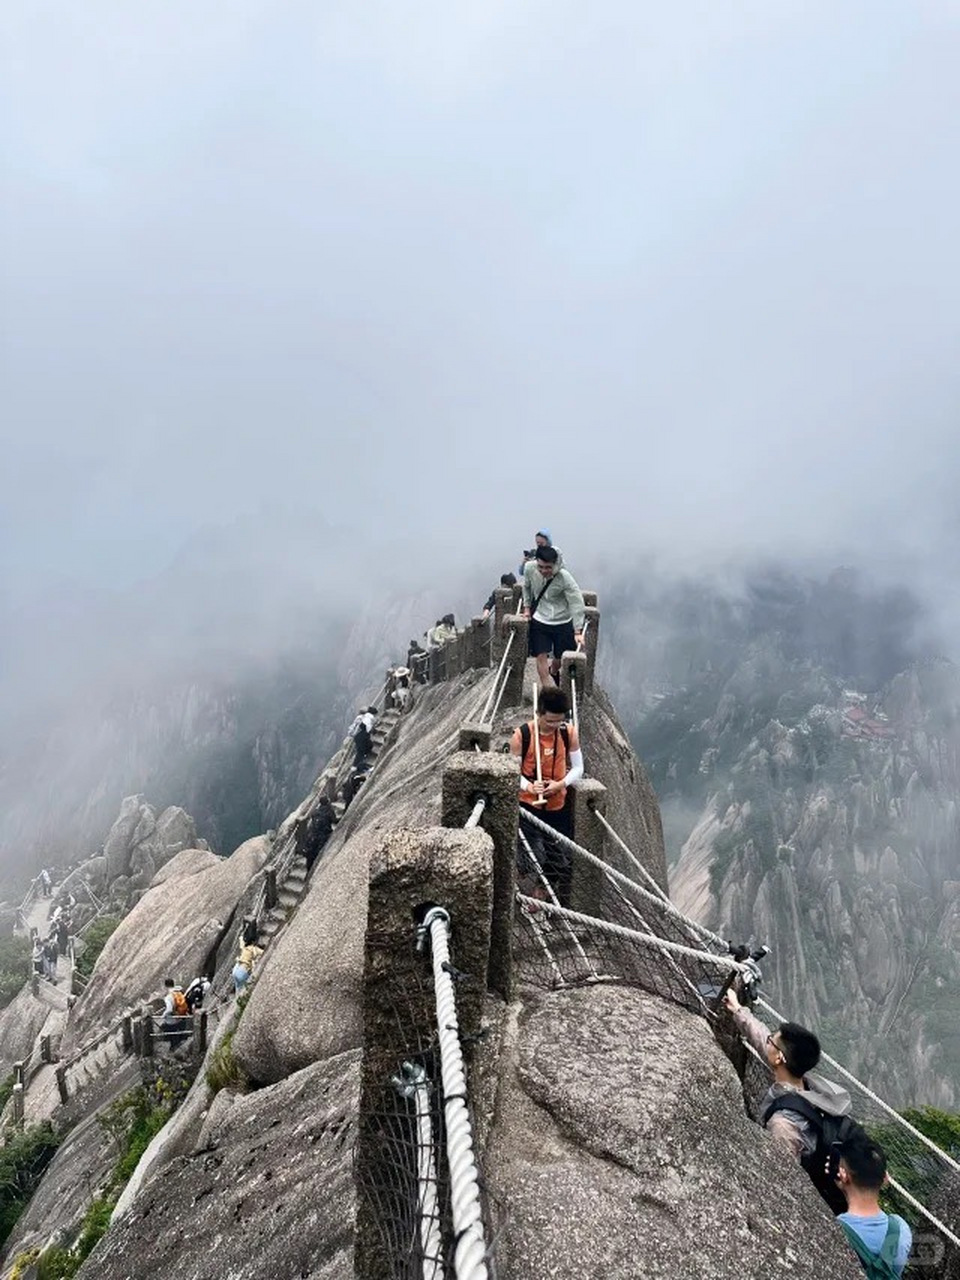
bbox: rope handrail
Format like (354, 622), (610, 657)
(547, 809), (960, 1222)
(518, 808), (725, 946)
(478, 630), (515, 726)
(754, 996), (960, 1178)
(61, 1009), (131, 1073)
(18, 876), (41, 914)
(464, 798), (486, 829)
(517, 829), (599, 981)
(420, 907), (489, 1279)
(886, 1174), (960, 1250)
(515, 896), (740, 969)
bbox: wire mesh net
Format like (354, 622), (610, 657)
(356, 938), (469, 1280)
(511, 808), (960, 1272)
(513, 809), (735, 1012)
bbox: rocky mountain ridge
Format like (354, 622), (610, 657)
(663, 646), (960, 1108)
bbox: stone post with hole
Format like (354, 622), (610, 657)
(355, 825), (494, 1280)
(442, 750), (521, 1001)
(501, 615), (529, 710)
(569, 778), (608, 917)
(581, 600), (600, 695)
(491, 588), (515, 662)
(559, 651), (588, 720)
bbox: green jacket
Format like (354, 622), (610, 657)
(522, 563), (585, 631)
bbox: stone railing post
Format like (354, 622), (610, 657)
(428, 646), (442, 684)
(265, 869), (278, 911)
(140, 1006), (154, 1058)
(121, 1015), (134, 1053)
(559, 651), (588, 717)
(12, 1081), (24, 1128)
(442, 750), (521, 1000)
(569, 779), (608, 916)
(356, 826), (494, 1280)
(193, 1011), (208, 1055)
(31, 973), (39, 997)
(458, 724), (492, 752)
(501, 616), (529, 710)
(583, 591), (598, 608)
(55, 1065), (69, 1106)
(466, 616), (489, 670)
(491, 588), (515, 662)
(582, 604), (600, 695)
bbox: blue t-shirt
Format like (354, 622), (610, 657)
(838, 1211), (912, 1276)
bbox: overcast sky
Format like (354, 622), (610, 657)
(2, 0), (959, 594)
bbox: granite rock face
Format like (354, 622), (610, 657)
(484, 985), (862, 1280)
(82, 1051), (360, 1280)
(102, 797), (200, 892)
(672, 660), (960, 1107)
(63, 838), (268, 1051)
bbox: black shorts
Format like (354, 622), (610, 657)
(529, 617), (576, 659)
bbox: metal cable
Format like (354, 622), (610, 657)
(517, 829), (599, 979)
(487, 665), (512, 728)
(423, 908), (489, 1280)
(590, 811), (725, 955)
(392, 1062), (444, 1278)
(886, 1175), (960, 1250)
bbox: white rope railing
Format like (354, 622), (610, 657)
(517, 829), (600, 980)
(755, 996), (960, 1177)
(518, 808), (724, 946)
(464, 798), (486, 829)
(478, 630), (515, 726)
(887, 1175), (960, 1250)
(420, 907), (489, 1280)
(556, 810), (960, 1221)
(516, 897), (740, 970)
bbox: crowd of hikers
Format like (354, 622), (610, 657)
(26, 877), (77, 986)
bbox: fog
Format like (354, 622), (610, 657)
(2, 2), (959, 875)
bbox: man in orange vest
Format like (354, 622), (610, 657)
(510, 685), (583, 905)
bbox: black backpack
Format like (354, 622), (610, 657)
(762, 1093), (865, 1215)
(518, 722), (570, 781)
(840, 1217), (902, 1279)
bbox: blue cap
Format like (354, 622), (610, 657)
(536, 528), (552, 542)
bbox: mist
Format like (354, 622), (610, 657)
(3, 2), (959, 877)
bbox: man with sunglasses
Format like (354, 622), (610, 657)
(723, 987), (852, 1163)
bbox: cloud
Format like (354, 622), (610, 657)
(0, 0), (958, 613)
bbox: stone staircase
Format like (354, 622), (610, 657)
(259, 853), (310, 943)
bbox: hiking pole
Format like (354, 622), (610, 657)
(531, 683), (548, 806)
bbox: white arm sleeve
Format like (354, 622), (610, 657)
(563, 749), (584, 788)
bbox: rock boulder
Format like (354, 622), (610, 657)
(63, 838), (268, 1051)
(484, 985), (862, 1279)
(82, 1050), (359, 1280)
